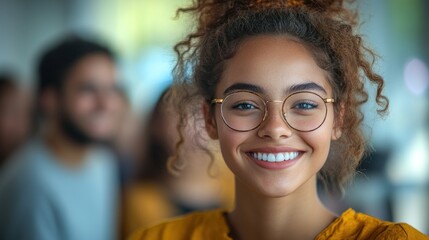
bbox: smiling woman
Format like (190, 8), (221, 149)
(129, 0), (428, 239)
(206, 36), (341, 201)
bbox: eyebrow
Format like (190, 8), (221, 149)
(288, 82), (327, 95)
(224, 81), (327, 95)
(223, 83), (264, 95)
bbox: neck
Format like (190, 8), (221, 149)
(228, 176), (335, 240)
(43, 122), (91, 167)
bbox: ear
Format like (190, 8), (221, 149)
(202, 102), (218, 139)
(331, 103), (344, 140)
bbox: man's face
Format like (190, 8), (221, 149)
(58, 53), (123, 144)
(0, 88), (31, 153)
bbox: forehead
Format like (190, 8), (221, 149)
(217, 35), (332, 97)
(65, 53), (117, 85)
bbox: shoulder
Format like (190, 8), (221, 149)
(0, 157), (58, 239)
(317, 209), (428, 240)
(0, 140), (45, 189)
(128, 210), (231, 240)
(0, 140), (62, 219)
(388, 224), (429, 240)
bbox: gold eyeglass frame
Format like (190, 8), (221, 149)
(211, 90), (335, 132)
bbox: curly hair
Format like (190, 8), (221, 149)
(170, 0), (389, 195)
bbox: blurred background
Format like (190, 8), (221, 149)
(0, 0), (428, 237)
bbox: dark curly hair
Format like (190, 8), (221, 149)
(170, 0), (389, 195)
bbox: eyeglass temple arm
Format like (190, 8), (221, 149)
(324, 98), (335, 103)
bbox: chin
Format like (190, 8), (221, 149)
(88, 126), (115, 138)
(241, 176), (300, 198)
(258, 185), (298, 198)
(93, 134), (115, 143)
(83, 130), (113, 143)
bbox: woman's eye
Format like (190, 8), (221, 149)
(232, 102), (257, 110)
(294, 102), (317, 110)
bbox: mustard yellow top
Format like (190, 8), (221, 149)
(129, 208), (428, 240)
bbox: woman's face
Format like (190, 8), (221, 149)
(205, 36), (340, 197)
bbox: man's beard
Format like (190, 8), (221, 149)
(59, 110), (110, 146)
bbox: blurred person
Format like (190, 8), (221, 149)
(121, 87), (234, 237)
(0, 73), (32, 167)
(112, 89), (142, 188)
(0, 36), (123, 240)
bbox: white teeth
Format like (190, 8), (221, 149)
(276, 153), (285, 162)
(250, 151), (300, 162)
(262, 153), (268, 161)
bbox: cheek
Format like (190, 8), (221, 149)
(304, 131), (331, 163)
(302, 112), (336, 162)
(215, 111), (241, 144)
(215, 114), (249, 170)
(105, 94), (122, 111)
(66, 94), (95, 116)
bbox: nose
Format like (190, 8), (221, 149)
(257, 101), (293, 139)
(95, 87), (119, 109)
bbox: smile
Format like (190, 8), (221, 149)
(249, 152), (300, 162)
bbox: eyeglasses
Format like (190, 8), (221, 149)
(211, 91), (335, 132)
